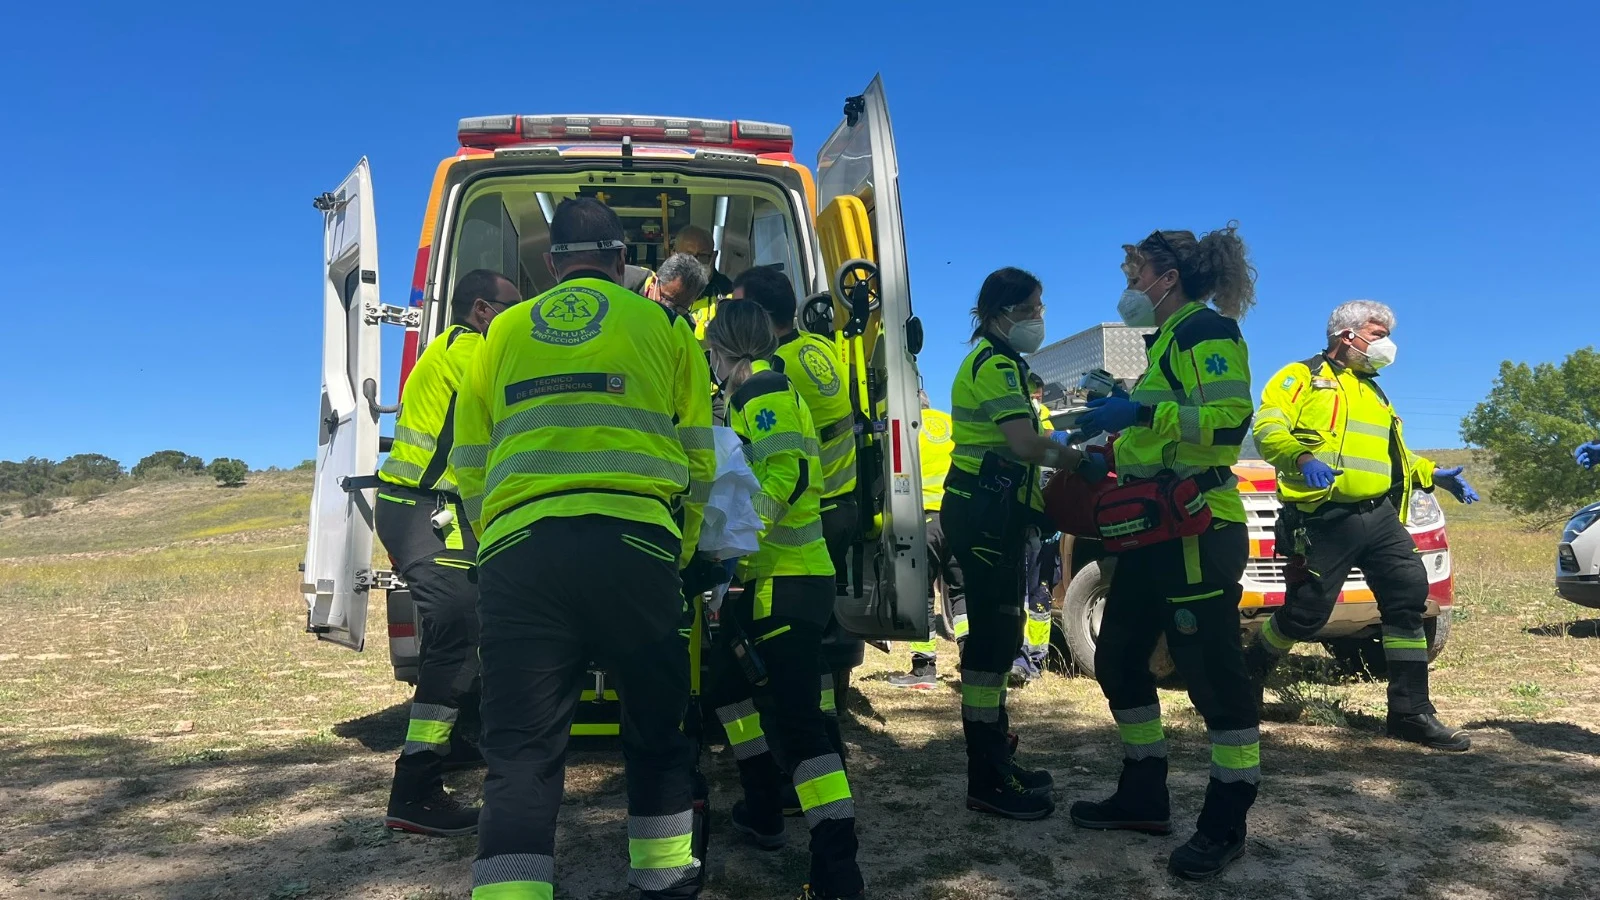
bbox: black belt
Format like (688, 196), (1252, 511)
(345, 475), (461, 505)
(1319, 496), (1388, 514)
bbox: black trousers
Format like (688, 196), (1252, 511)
(708, 576), (861, 897)
(940, 490), (1026, 780)
(911, 510), (968, 666)
(1097, 522), (1259, 838)
(1266, 497), (1434, 715)
(375, 488), (480, 789)
(821, 496), (859, 593)
(473, 516), (700, 899)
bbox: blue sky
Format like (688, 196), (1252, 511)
(2, 1), (1594, 469)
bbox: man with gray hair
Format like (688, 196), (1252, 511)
(1245, 299), (1478, 751)
(648, 252), (710, 318)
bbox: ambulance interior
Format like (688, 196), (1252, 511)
(438, 170), (812, 329)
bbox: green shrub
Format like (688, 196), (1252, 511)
(20, 496), (54, 518)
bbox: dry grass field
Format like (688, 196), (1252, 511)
(3, 464), (1600, 899)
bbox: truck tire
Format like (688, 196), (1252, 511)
(1062, 560), (1112, 679)
(1059, 558), (1177, 682)
(1427, 611), (1450, 662)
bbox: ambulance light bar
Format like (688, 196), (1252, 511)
(458, 115), (794, 154)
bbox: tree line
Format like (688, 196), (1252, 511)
(0, 452), (313, 516)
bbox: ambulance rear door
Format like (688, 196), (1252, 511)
(302, 158), (393, 651)
(814, 76), (929, 641)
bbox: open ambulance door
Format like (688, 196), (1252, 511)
(302, 159), (387, 651)
(815, 76), (929, 641)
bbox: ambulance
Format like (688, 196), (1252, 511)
(300, 77), (931, 725)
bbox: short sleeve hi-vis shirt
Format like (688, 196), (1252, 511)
(775, 331), (857, 500)
(949, 336), (1044, 512)
(379, 324), (479, 494)
(450, 274), (716, 567)
(1114, 302), (1253, 524)
(919, 408), (954, 512)
(726, 360), (835, 583)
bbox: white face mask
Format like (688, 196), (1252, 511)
(1004, 316), (1046, 354)
(698, 262), (713, 282)
(1347, 334), (1398, 371)
(1117, 280), (1174, 328)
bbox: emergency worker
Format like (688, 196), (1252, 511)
(947, 266), (1099, 821)
(649, 253), (710, 318)
(1012, 371), (1056, 685)
(1066, 226), (1259, 881)
(889, 391), (967, 688)
(732, 266), (859, 590)
(674, 225), (733, 337)
(1246, 300), (1478, 752)
(377, 268), (515, 837)
(702, 301), (863, 900)
(452, 199), (715, 900)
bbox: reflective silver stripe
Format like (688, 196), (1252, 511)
(822, 466), (855, 495)
(1255, 420), (1293, 438)
(435, 475), (458, 493)
(1126, 740), (1169, 760)
(392, 424), (438, 452)
(1383, 626), (1426, 639)
(752, 493), (790, 522)
(962, 669), (1007, 688)
(1131, 386), (1185, 404)
(464, 496), (484, 525)
(451, 443), (489, 470)
(979, 397), (1031, 421)
(630, 863), (702, 892)
(1345, 419), (1391, 438)
(492, 404), (678, 449)
(1255, 408), (1291, 423)
(729, 734), (770, 759)
(1211, 763), (1262, 785)
(1112, 704), (1161, 724)
(1209, 727), (1260, 746)
(486, 450), (689, 497)
(1384, 648), (1430, 662)
(1314, 453), (1390, 476)
(748, 431), (809, 462)
(767, 520), (824, 546)
(629, 811), (694, 840)
(950, 406), (990, 424)
(687, 480), (712, 503)
(677, 425), (714, 452)
(473, 853), (555, 887)
(804, 798), (856, 828)
(1117, 461), (1214, 481)
(962, 705), (1002, 723)
(380, 458), (425, 482)
(820, 436), (854, 467)
(1196, 380), (1253, 401)
(1178, 406), (1202, 443)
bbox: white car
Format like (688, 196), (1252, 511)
(1557, 501), (1600, 608)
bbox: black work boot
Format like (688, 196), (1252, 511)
(1387, 712), (1471, 752)
(967, 765), (1055, 821)
(887, 663), (939, 689)
(384, 778), (479, 836)
(1168, 828), (1247, 880)
(730, 798), (785, 850)
(1069, 757), (1171, 835)
(1003, 759), (1054, 796)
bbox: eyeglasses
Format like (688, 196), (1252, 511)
(1003, 302), (1046, 318)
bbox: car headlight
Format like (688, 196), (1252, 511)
(1563, 509), (1600, 544)
(1407, 489), (1443, 529)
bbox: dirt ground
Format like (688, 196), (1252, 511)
(3, 472), (1600, 900)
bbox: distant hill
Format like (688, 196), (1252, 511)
(0, 471), (311, 559)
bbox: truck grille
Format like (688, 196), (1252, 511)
(1245, 558), (1368, 588)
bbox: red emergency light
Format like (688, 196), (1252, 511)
(458, 114), (794, 154)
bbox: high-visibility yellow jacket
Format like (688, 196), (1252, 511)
(450, 273), (715, 566)
(1034, 400), (1055, 435)
(726, 359), (834, 583)
(1253, 354), (1435, 521)
(379, 323), (479, 495)
(775, 330), (857, 501)
(1115, 302), (1254, 524)
(920, 408), (954, 512)
(948, 335), (1045, 513)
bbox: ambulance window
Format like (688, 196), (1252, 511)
(751, 198), (799, 294)
(453, 193), (520, 298)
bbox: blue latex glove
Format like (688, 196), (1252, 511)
(1075, 396), (1142, 436)
(1575, 441), (1600, 470)
(1299, 457), (1342, 489)
(1433, 466), (1479, 504)
(1050, 430), (1076, 446)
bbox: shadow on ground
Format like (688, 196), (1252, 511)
(1527, 618), (1600, 639)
